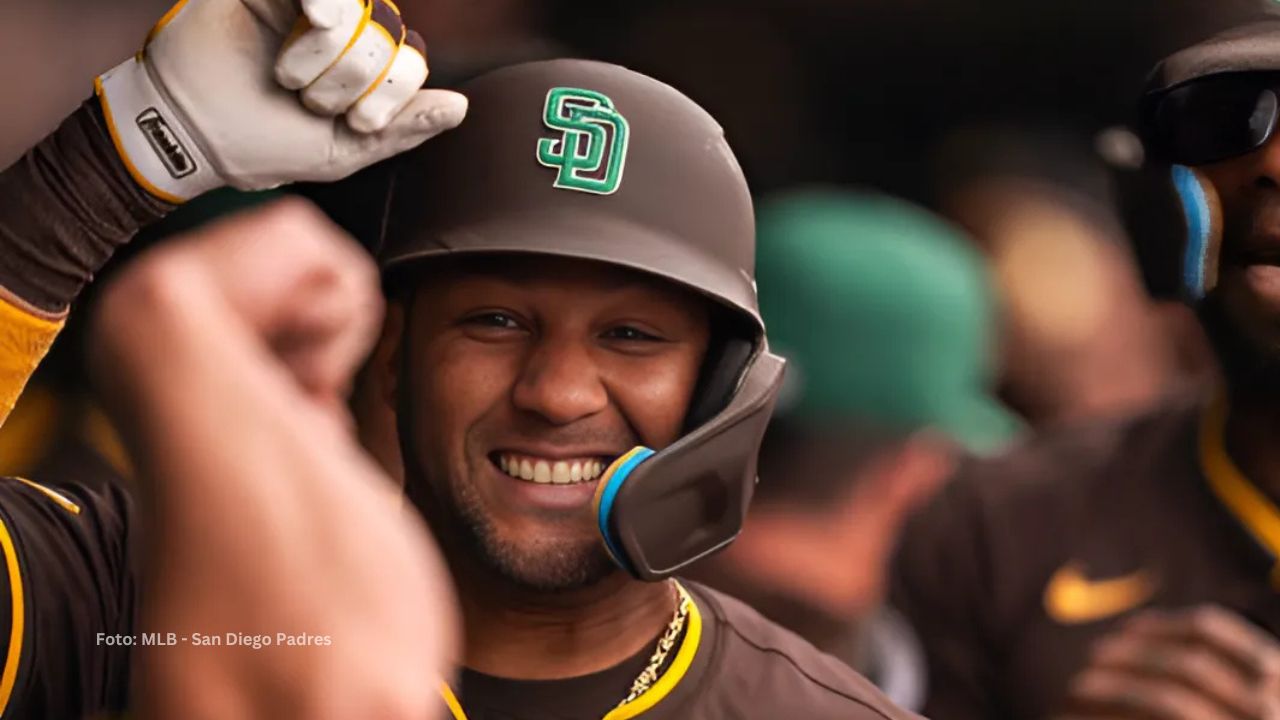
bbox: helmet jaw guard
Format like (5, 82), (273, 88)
(593, 348), (786, 581)
(1168, 165), (1224, 301)
(1116, 161), (1224, 302)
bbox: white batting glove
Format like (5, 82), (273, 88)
(94, 0), (466, 204)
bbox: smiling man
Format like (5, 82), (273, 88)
(363, 59), (915, 720)
(893, 21), (1280, 720)
(0, 0), (915, 710)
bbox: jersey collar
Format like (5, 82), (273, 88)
(1198, 392), (1280, 590)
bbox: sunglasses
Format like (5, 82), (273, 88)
(1147, 72), (1280, 166)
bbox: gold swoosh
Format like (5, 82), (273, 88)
(1044, 562), (1156, 625)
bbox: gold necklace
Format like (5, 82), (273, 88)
(616, 580), (691, 708)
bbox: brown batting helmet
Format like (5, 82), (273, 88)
(378, 59), (786, 581)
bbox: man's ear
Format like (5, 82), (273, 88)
(373, 300), (406, 409)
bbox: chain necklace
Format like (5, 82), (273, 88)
(616, 580), (692, 708)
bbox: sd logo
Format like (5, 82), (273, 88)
(537, 87), (630, 195)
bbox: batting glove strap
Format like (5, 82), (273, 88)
(95, 57), (221, 205)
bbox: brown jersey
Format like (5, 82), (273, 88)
(0, 438), (136, 719)
(892, 391), (1280, 719)
(0, 439), (915, 720)
(443, 582), (918, 720)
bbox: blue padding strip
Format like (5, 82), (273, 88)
(596, 446), (655, 573)
(1173, 164), (1212, 300)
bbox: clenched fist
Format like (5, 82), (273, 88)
(93, 199), (458, 720)
(95, 0), (467, 203)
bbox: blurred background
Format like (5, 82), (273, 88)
(1, 0), (1253, 440)
(0, 0), (1268, 189)
(0, 0), (1267, 706)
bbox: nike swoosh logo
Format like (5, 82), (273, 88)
(1044, 562), (1157, 625)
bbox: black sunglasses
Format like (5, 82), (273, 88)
(1146, 72), (1280, 166)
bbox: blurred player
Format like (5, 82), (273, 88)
(894, 21), (1280, 720)
(0, 0), (466, 715)
(688, 190), (1018, 712)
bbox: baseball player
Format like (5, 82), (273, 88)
(364, 59), (914, 719)
(689, 190), (1020, 712)
(894, 20), (1280, 720)
(0, 1), (920, 719)
(0, 0), (466, 716)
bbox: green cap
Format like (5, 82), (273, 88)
(756, 189), (1020, 454)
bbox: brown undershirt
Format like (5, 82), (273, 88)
(453, 624), (682, 720)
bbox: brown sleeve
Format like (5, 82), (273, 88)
(890, 471), (999, 720)
(0, 97), (175, 427)
(0, 471), (136, 719)
(0, 99), (174, 314)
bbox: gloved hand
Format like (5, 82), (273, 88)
(95, 0), (466, 204)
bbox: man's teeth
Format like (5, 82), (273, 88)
(497, 454), (605, 484)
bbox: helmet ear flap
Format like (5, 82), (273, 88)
(593, 349), (785, 581)
(1114, 160), (1224, 302)
(684, 335), (755, 432)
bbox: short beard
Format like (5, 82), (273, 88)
(454, 478), (618, 592)
(394, 345), (619, 593)
(404, 460), (618, 593)
(1199, 296), (1280, 398)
